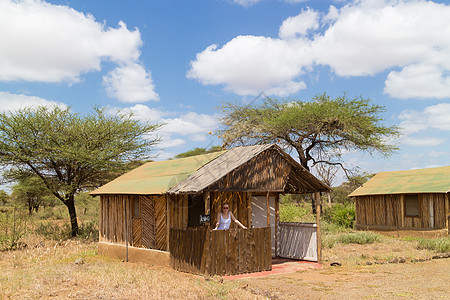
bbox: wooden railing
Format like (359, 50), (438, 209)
(169, 227), (271, 276)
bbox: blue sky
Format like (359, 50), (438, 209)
(1, 0), (450, 185)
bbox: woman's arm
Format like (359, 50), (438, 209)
(230, 212), (247, 229)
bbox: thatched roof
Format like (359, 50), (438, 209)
(168, 144), (330, 194)
(349, 166), (450, 197)
(91, 144), (330, 195)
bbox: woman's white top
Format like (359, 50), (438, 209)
(218, 213), (231, 230)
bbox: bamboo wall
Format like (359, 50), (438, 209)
(170, 228), (271, 276)
(355, 193), (447, 229)
(168, 194), (189, 230)
(99, 195), (132, 245)
(100, 194), (167, 251)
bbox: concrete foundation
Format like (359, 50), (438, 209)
(356, 225), (448, 238)
(98, 242), (170, 267)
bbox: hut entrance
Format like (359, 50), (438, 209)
(188, 193), (205, 228)
(251, 195), (276, 257)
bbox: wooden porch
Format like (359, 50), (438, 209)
(169, 227), (272, 276)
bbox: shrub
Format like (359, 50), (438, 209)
(417, 237), (450, 253)
(338, 231), (382, 245)
(280, 202), (315, 223)
(35, 221), (70, 240)
(323, 203), (355, 228)
(78, 220), (99, 241)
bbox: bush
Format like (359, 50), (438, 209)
(417, 237), (450, 253)
(78, 220), (99, 241)
(337, 231), (382, 245)
(35, 221), (70, 240)
(280, 202), (315, 223)
(323, 203), (355, 228)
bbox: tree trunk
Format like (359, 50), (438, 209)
(311, 193), (317, 214)
(65, 195), (79, 237)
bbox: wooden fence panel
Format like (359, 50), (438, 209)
(169, 228), (271, 276)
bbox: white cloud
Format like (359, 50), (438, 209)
(110, 104), (219, 150)
(401, 136), (445, 147)
(279, 9), (319, 40)
(103, 63), (159, 103)
(384, 64), (450, 99)
(232, 0), (262, 7)
(187, 36), (310, 96)
(0, 0), (157, 102)
(399, 103), (450, 134)
(0, 91), (67, 113)
(188, 0), (450, 99)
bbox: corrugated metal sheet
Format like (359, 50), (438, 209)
(349, 166), (450, 197)
(90, 151), (226, 195)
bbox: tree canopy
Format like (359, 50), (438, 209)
(0, 105), (161, 236)
(218, 93), (400, 176)
(174, 146), (223, 159)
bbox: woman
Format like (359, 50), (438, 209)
(214, 203), (247, 230)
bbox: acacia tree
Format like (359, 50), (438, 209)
(218, 93), (400, 176)
(0, 106), (160, 236)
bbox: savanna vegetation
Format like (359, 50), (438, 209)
(0, 100), (448, 299)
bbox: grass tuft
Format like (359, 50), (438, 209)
(337, 231), (382, 245)
(416, 237), (450, 253)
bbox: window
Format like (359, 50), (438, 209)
(133, 197), (140, 217)
(404, 194), (419, 217)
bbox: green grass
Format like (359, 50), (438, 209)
(417, 237), (450, 253)
(337, 231), (383, 245)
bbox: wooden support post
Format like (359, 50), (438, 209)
(248, 192), (252, 228)
(266, 192), (270, 228)
(400, 195), (405, 228)
(315, 192), (322, 263)
(445, 193), (449, 234)
(275, 193), (279, 257)
(166, 195), (170, 251)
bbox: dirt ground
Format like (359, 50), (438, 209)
(240, 259), (450, 299)
(0, 237), (449, 299)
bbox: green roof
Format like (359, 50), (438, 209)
(90, 151), (226, 195)
(349, 166), (450, 197)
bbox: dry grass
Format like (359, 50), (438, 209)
(0, 236), (263, 300)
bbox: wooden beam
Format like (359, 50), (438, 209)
(166, 195), (170, 251)
(248, 192), (252, 228)
(315, 192), (322, 263)
(445, 193), (449, 234)
(400, 195), (405, 228)
(266, 191), (270, 228)
(274, 193), (279, 257)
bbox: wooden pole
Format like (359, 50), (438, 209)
(315, 192), (322, 263)
(266, 192), (270, 228)
(124, 197), (128, 262)
(274, 193), (279, 257)
(445, 193), (449, 235)
(248, 192), (252, 228)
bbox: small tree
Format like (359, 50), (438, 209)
(11, 175), (52, 215)
(0, 106), (160, 236)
